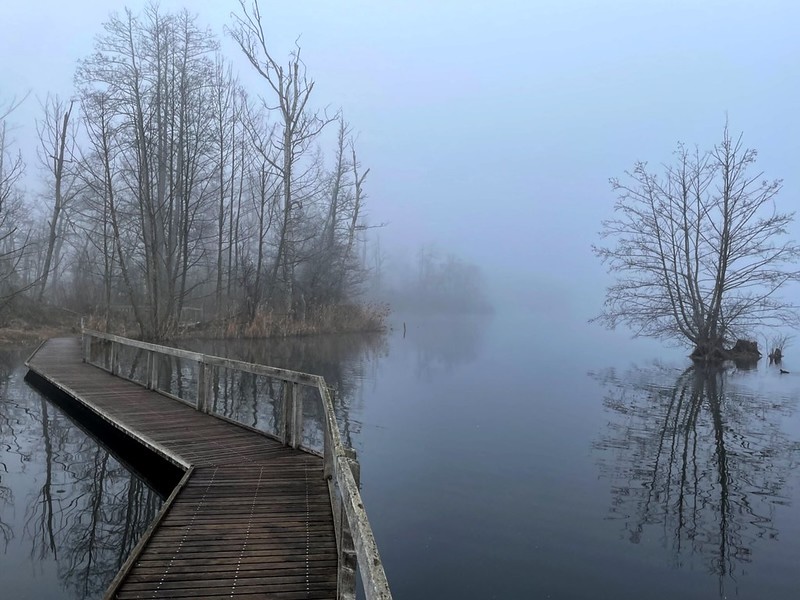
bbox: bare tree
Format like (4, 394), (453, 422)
(7, 3), (378, 333)
(36, 94), (79, 301)
(244, 114), (279, 320)
(0, 97), (35, 312)
(77, 90), (129, 327)
(299, 117), (375, 307)
(76, 5), (218, 340)
(337, 137), (369, 294)
(303, 117), (353, 305)
(230, 0), (335, 314)
(209, 56), (238, 312)
(594, 125), (800, 360)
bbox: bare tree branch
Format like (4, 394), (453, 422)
(593, 125), (800, 361)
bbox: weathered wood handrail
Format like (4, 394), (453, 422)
(82, 329), (392, 600)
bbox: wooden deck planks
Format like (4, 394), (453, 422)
(27, 337), (338, 600)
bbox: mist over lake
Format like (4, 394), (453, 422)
(1, 1), (799, 598)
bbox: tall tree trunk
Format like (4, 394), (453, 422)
(37, 98), (75, 301)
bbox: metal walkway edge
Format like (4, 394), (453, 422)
(27, 337), (338, 599)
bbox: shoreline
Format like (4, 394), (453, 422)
(0, 326), (75, 346)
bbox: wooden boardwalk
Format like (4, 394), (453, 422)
(27, 337), (338, 599)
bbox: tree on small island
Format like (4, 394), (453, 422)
(593, 125), (800, 362)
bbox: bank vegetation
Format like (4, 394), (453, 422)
(0, 1), (384, 341)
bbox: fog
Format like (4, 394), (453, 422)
(3, 6), (800, 596)
(2, 0), (798, 324)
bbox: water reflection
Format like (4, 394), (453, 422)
(594, 365), (799, 596)
(186, 332), (387, 386)
(0, 358), (162, 599)
(181, 333), (388, 449)
(0, 347), (30, 552)
(402, 315), (488, 379)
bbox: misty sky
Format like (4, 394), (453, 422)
(1, 0), (798, 320)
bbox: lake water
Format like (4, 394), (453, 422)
(184, 312), (800, 599)
(3, 312), (800, 598)
(0, 346), (163, 600)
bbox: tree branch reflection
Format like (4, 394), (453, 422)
(181, 332), (388, 449)
(0, 347), (31, 552)
(594, 365), (797, 595)
(406, 315), (488, 380)
(21, 389), (162, 598)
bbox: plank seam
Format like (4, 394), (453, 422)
(230, 465), (264, 597)
(151, 466), (219, 599)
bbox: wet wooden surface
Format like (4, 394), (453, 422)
(27, 337), (337, 599)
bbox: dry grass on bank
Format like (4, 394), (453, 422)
(218, 303), (390, 339)
(80, 303), (390, 341)
(0, 304), (80, 346)
(0, 321), (77, 346)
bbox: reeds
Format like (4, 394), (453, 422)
(81, 302), (390, 340)
(234, 303), (389, 339)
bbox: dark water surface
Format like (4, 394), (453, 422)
(3, 311), (800, 599)
(186, 313), (800, 599)
(0, 346), (162, 600)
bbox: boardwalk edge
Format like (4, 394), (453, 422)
(102, 466), (195, 600)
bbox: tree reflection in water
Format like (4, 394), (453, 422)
(405, 315), (488, 380)
(0, 347), (28, 552)
(181, 332), (388, 449)
(23, 394), (162, 599)
(0, 353), (162, 600)
(594, 365), (799, 596)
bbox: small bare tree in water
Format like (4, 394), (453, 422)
(593, 125), (800, 361)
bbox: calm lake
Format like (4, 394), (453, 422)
(2, 311), (800, 598)
(0, 346), (162, 600)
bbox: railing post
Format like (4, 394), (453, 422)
(145, 351), (152, 389)
(344, 449), (360, 488)
(292, 383), (303, 449)
(110, 341), (118, 376)
(336, 461), (358, 600)
(283, 382), (302, 448)
(197, 361), (207, 413)
(323, 416), (334, 481)
(147, 351), (159, 390)
(82, 332), (90, 364)
(205, 364), (213, 413)
(282, 383), (291, 445)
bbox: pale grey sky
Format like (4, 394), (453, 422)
(1, 0), (798, 317)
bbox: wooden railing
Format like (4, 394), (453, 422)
(82, 329), (392, 600)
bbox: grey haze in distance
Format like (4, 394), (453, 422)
(1, 0), (797, 329)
